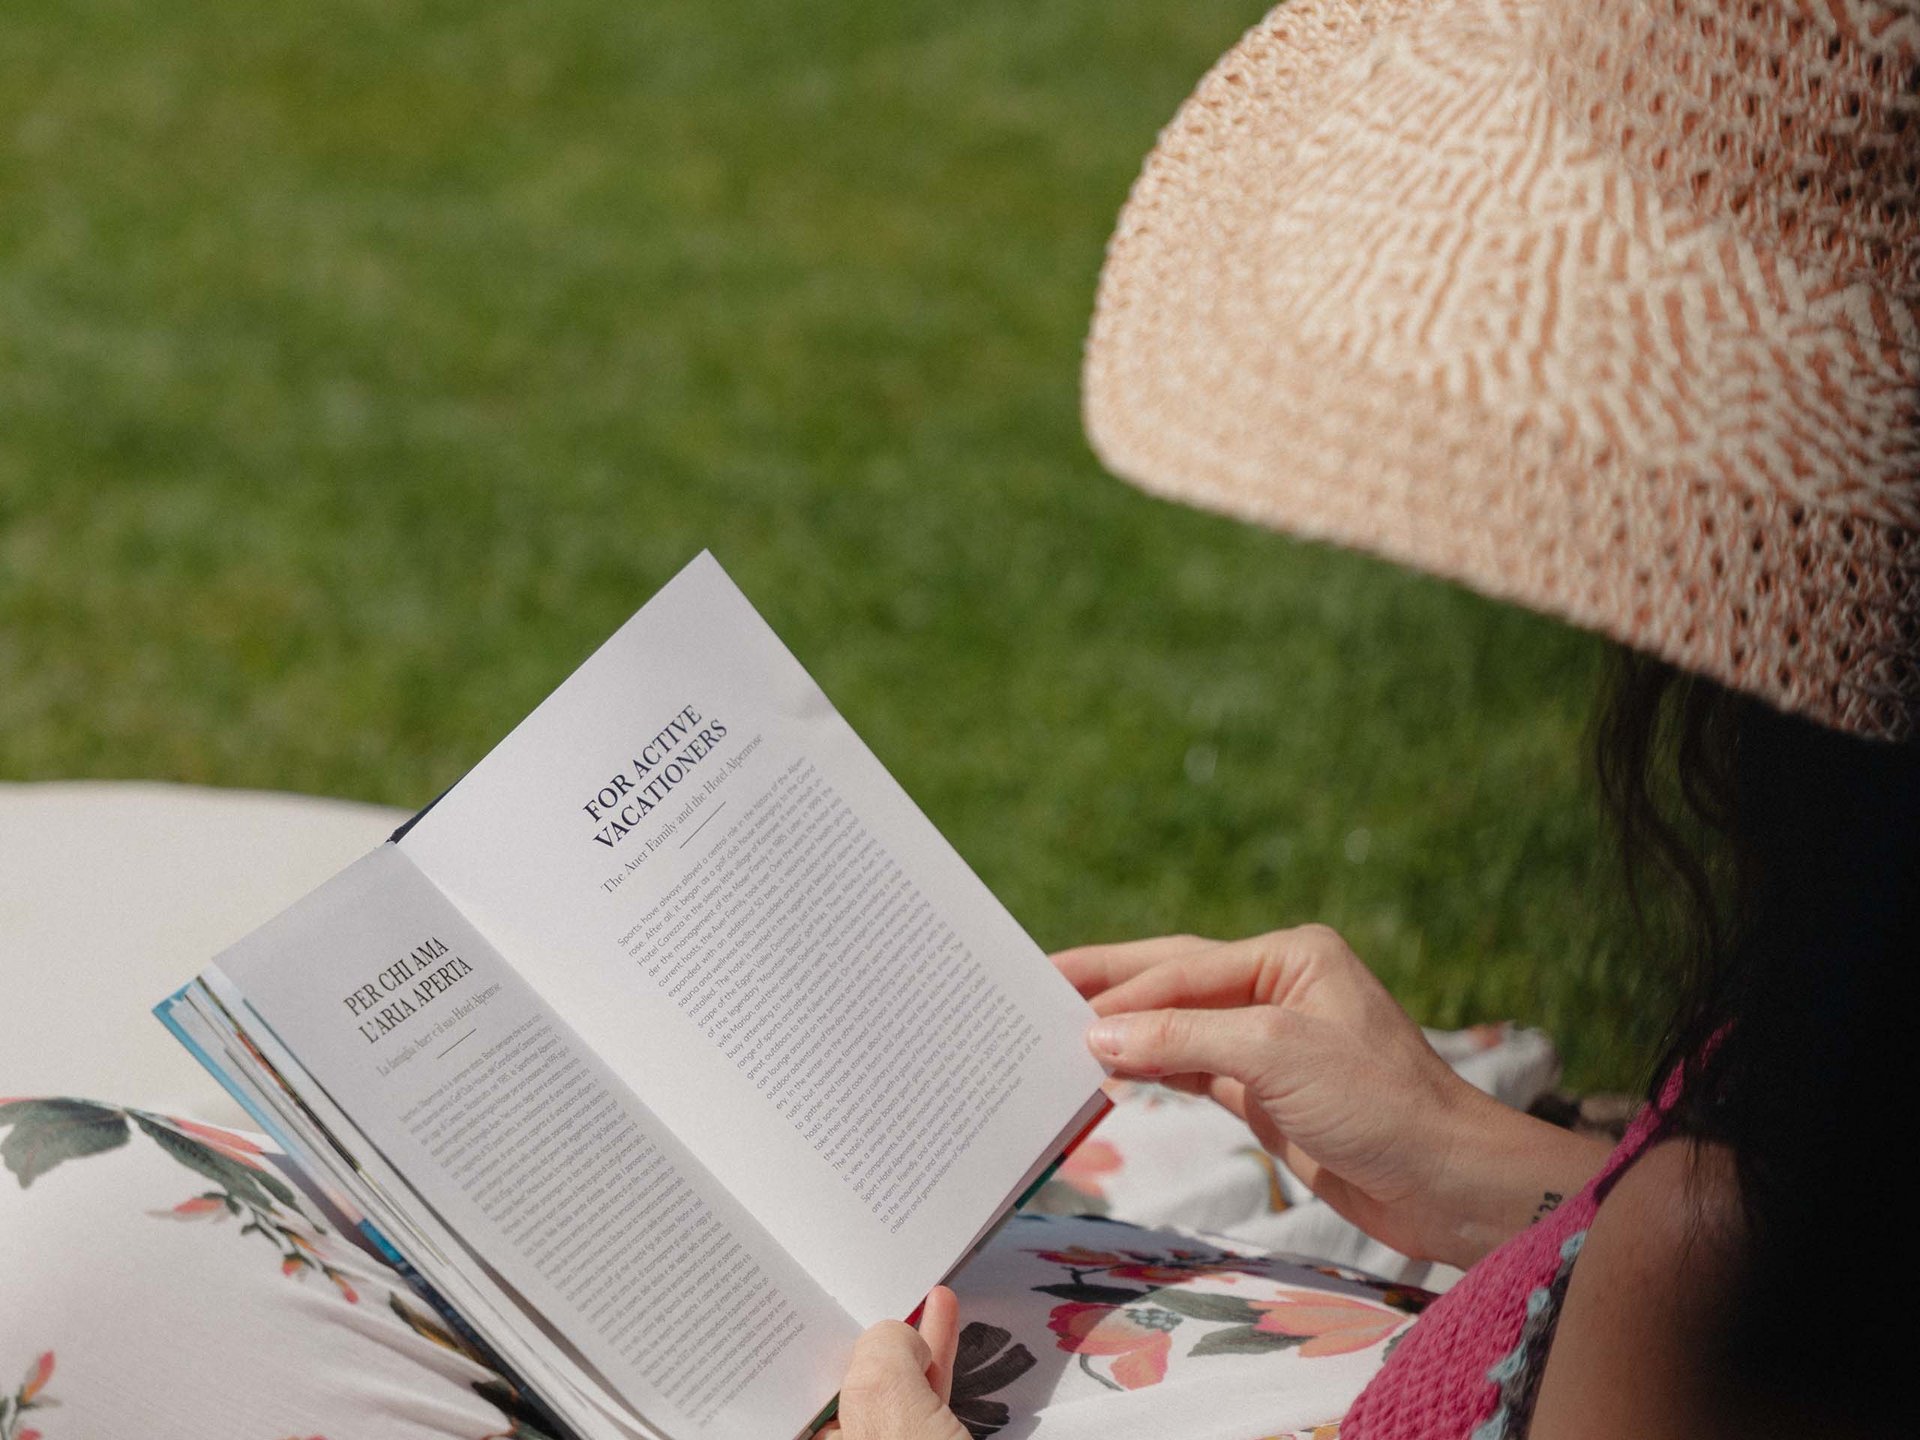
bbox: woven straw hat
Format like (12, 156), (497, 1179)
(1085, 0), (1920, 739)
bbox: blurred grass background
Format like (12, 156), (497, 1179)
(0, 0), (1669, 1088)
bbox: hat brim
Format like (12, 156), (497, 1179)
(1085, 0), (1919, 737)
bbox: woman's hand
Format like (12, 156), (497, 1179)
(1055, 928), (1609, 1268)
(824, 1286), (970, 1440)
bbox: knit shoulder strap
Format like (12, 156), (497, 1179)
(1340, 1071), (1683, 1440)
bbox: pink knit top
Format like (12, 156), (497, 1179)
(1342, 1079), (1680, 1440)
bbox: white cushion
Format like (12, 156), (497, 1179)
(0, 781), (404, 1127)
(0, 1097), (551, 1438)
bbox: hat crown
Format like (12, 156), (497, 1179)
(1086, 0), (1920, 739)
(1539, 0), (1920, 300)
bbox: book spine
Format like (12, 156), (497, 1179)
(152, 989), (302, 1152)
(1015, 1099), (1113, 1211)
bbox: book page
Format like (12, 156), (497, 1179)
(158, 979), (651, 1440)
(400, 552), (1108, 1322)
(216, 845), (859, 1440)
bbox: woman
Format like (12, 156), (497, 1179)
(830, 0), (1919, 1435)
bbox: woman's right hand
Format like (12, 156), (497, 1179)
(1054, 927), (1609, 1269)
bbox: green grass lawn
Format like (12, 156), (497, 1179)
(0, 0), (1671, 1088)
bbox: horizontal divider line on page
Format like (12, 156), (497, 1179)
(678, 802), (726, 850)
(437, 1029), (478, 1060)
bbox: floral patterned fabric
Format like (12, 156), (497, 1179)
(0, 1096), (556, 1440)
(945, 1214), (1428, 1439)
(0, 1025), (1558, 1439)
(1022, 1024), (1558, 1294)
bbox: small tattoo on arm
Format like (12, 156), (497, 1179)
(1534, 1191), (1564, 1221)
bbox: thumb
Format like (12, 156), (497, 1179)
(844, 1320), (934, 1396)
(839, 1321), (949, 1439)
(1086, 1007), (1281, 1084)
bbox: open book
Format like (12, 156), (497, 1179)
(156, 552), (1110, 1440)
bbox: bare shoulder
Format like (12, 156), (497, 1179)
(1573, 1137), (1742, 1296)
(1528, 1138), (1745, 1440)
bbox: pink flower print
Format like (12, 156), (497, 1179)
(1030, 1244), (1130, 1268)
(1108, 1248), (1248, 1285)
(1055, 1140), (1122, 1200)
(18, 1354), (51, 1404)
(1249, 1292), (1407, 1357)
(1046, 1303), (1176, 1389)
(155, 1116), (269, 1170)
(154, 1194), (229, 1220)
(7, 1351), (56, 1440)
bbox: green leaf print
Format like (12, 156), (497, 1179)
(0, 1098), (131, 1187)
(130, 1112), (296, 1213)
(1187, 1324), (1308, 1358)
(1032, 1281), (1151, 1305)
(1143, 1289), (1263, 1325)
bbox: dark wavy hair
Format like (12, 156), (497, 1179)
(1593, 648), (1918, 1430)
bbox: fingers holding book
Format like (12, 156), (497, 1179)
(826, 1286), (968, 1440)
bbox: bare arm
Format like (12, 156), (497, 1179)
(1059, 928), (1611, 1268)
(1425, 1087), (1615, 1268)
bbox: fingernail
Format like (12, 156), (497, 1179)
(1087, 1017), (1129, 1059)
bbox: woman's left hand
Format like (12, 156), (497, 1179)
(822, 1285), (970, 1440)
